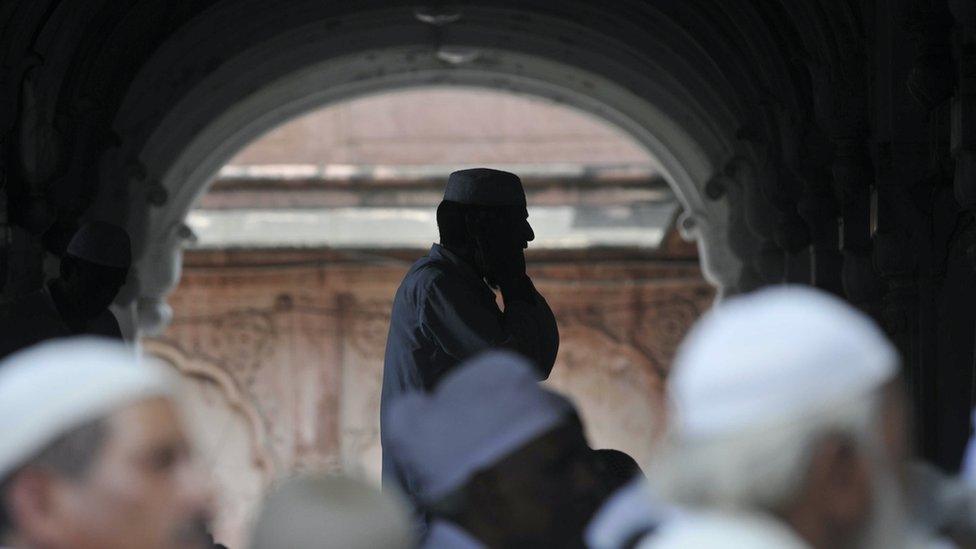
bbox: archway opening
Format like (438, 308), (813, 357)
(144, 85), (714, 546)
(119, 41), (743, 342)
(98, 9), (756, 544)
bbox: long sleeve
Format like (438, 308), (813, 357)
(501, 285), (559, 379)
(420, 274), (506, 363)
(419, 274), (559, 383)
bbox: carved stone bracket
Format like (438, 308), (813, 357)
(832, 139), (882, 310)
(720, 155), (787, 289)
(807, 43), (881, 307)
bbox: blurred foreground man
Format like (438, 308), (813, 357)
(0, 221), (131, 359)
(250, 473), (413, 549)
(382, 168), (559, 526)
(0, 338), (213, 549)
(386, 351), (607, 548)
(645, 286), (915, 549)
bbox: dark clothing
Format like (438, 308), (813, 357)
(380, 244), (559, 529)
(83, 308), (123, 339)
(0, 287), (122, 359)
(0, 287), (69, 359)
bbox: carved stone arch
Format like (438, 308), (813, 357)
(6, 0), (846, 322)
(143, 339), (278, 476)
(144, 339), (279, 546)
(94, 2), (759, 331)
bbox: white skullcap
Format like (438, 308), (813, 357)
(66, 220), (132, 269)
(385, 351), (573, 503)
(0, 337), (175, 479)
(669, 285), (898, 441)
(251, 474), (413, 549)
(443, 168), (527, 207)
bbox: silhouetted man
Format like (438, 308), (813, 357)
(0, 221), (131, 359)
(381, 168), (559, 530)
(386, 352), (607, 548)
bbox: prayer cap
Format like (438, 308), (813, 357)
(669, 285), (898, 441)
(66, 220), (132, 269)
(386, 351), (573, 503)
(251, 474), (412, 549)
(0, 337), (174, 479)
(443, 168), (526, 207)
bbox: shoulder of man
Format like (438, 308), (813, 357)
(404, 257), (462, 295)
(84, 309), (124, 340)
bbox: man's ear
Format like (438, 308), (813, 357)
(6, 469), (67, 546)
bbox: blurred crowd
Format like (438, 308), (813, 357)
(3, 169), (976, 548)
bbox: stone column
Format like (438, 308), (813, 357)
(947, 0), (976, 467)
(797, 172), (844, 294)
(809, 52), (883, 313)
(898, 0), (959, 464)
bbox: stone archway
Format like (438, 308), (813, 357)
(91, 3), (768, 336)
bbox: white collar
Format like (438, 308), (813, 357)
(640, 510), (809, 549)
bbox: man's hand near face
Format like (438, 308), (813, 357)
(494, 253), (533, 306)
(478, 212), (535, 305)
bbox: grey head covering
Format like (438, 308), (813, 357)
(66, 220), (132, 269)
(443, 168), (526, 207)
(385, 350), (573, 504)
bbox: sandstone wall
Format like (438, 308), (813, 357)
(147, 254), (712, 546)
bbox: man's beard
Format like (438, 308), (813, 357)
(173, 514), (212, 548)
(855, 462), (911, 549)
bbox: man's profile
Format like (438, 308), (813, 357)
(380, 168), (559, 531)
